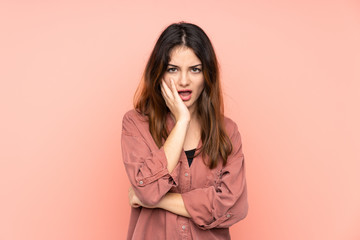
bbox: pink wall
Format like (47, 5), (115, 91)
(1, 1), (359, 239)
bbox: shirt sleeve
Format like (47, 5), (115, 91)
(121, 111), (180, 206)
(181, 122), (248, 230)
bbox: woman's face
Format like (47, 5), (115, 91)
(163, 46), (205, 114)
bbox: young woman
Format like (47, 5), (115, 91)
(121, 22), (248, 240)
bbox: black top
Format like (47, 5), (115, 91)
(184, 148), (196, 167)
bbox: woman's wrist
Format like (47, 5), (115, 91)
(175, 118), (190, 128)
(154, 192), (169, 209)
(154, 193), (191, 218)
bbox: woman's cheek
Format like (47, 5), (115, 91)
(162, 74), (171, 87)
(164, 74), (179, 86)
(191, 73), (204, 82)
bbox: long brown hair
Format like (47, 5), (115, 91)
(134, 22), (232, 169)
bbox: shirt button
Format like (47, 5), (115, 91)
(182, 225), (186, 230)
(184, 173), (189, 177)
(139, 180), (143, 185)
(226, 214), (231, 218)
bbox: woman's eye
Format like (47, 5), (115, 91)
(167, 68), (177, 73)
(191, 68), (201, 73)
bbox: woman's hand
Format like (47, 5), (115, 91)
(128, 186), (154, 208)
(161, 78), (190, 123)
(128, 186), (143, 208)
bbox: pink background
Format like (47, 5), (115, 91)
(1, 1), (360, 239)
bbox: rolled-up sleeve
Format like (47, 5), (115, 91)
(121, 112), (180, 206)
(181, 122), (248, 230)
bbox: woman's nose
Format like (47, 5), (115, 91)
(178, 72), (190, 86)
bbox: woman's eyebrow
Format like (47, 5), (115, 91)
(167, 64), (202, 68)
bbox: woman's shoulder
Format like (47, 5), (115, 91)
(123, 108), (147, 121)
(223, 115), (240, 135)
(223, 115), (243, 151)
(122, 109), (149, 135)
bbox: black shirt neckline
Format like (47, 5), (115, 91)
(184, 148), (196, 167)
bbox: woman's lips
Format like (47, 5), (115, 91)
(178, 90), (192, 101)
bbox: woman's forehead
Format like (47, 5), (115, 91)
(168, 46), (201, 66)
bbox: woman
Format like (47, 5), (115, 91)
(121, 22), (248, 240)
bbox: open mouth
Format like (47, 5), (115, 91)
(178, 90), (192, 101)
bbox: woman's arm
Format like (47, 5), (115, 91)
(155, 193), (191, 218)
(180, 122), (248, 230)
(121, 79), (190, 206)
(161, 78), (190, 173)
(129, 186), (191, 218)
(163, 120), (189, 173)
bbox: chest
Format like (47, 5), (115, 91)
(170, 150), (224, 193)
